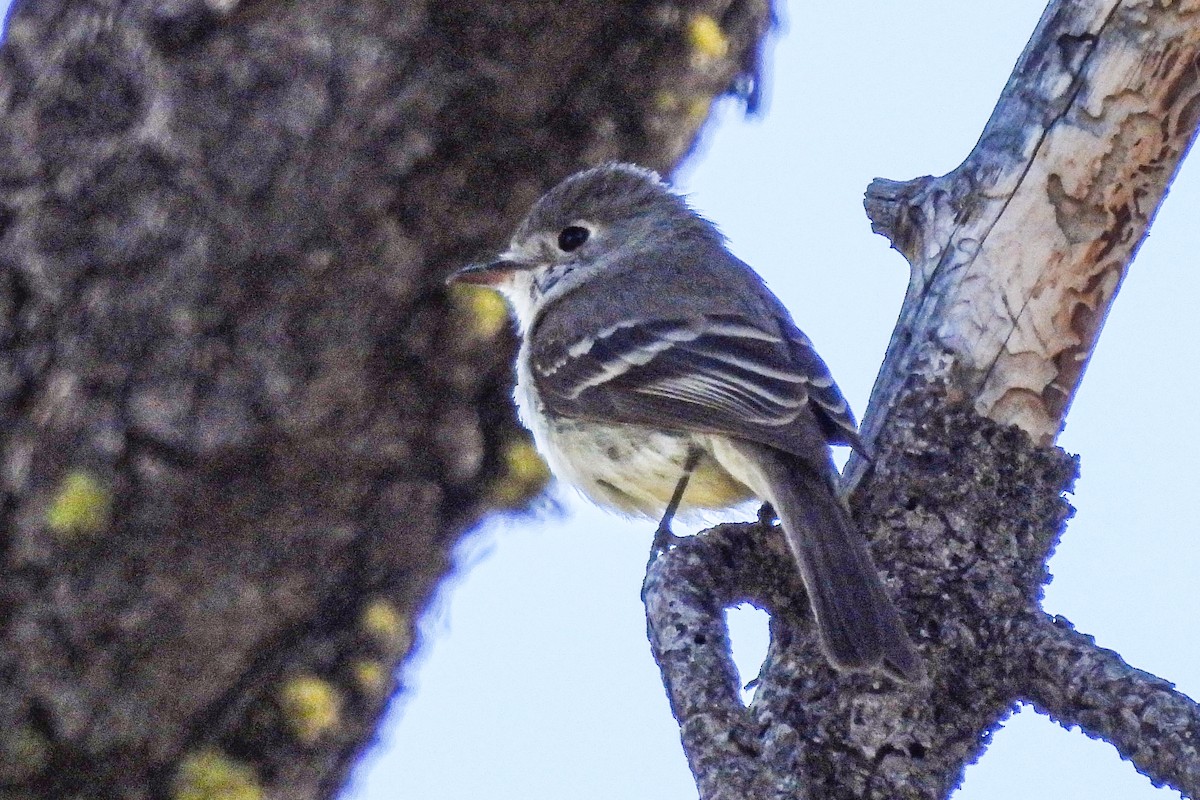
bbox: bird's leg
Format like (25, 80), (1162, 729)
(650, 445), (702, 563)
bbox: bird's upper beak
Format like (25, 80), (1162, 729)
(446, 258), (522, 287)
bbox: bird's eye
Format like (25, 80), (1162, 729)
(557, 225), (590, 252)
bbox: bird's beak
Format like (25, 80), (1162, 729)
(446, 258), (521, 287)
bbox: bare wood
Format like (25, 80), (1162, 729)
(856, 0), (1200, 458)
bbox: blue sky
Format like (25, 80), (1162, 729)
(349, 3), (1198, 800)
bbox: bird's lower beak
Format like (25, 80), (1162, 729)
(446, 259), (520, 287)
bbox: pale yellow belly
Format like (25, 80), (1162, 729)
(536, 417), (756, 518)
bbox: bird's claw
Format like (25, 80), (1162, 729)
(648, 524), (684, 569)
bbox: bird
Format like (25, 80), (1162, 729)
(448, 163), (924, 683)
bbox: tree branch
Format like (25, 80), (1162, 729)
(649, 391), (1079, 800)
(648, 0), (1200, 796)
(854, 0), (1200, 477)
(643, 523), (810, 800)
(1018, 615), (1200, 797)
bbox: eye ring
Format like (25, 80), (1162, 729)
(557, 225), (590, 252)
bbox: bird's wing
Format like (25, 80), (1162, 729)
(530, 312), (867, 460)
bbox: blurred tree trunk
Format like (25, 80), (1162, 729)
(646, 1), (1200, 798)
(4, 0), (1199, 798)
(0, 0), (769, 797)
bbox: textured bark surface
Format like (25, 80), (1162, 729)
(647, 391), (1081, 800)
(0, 0), (770, 797)
(646, 0), (1200, 798)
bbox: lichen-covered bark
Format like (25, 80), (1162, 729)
(646, 0), (1200, 797)
(648, 390), (1079, 799)
(0, 0), (770, 797)
(1021, 618), (1200, 796)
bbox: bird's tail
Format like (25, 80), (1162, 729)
(752, 446), (925, 683)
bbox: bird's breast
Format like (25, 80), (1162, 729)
(514, 348), (754, 517)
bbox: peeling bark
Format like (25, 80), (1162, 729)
(858, 0), (1200, 452)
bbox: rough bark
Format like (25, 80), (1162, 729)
(0, 0), (770, 797)
(646, 1), (1200, 798)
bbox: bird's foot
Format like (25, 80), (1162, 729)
(647, 523), (684, 569)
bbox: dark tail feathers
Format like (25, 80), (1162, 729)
(757, 447), (925, 683)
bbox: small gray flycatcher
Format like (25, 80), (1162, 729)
(449, 163), (924, 683)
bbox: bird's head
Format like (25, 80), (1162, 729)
(447, 163), (718, 329)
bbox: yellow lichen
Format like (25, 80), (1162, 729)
(687, 94), (715, 127)
(279, 675), (342, 745)
(488, 439), (551, 508)
(360, 599), (409, 653)
(45, 470), (109, 537)
(450, 283), (510, 340)
(174, 750), (263, 800)
(351, 659), (390, 697)
(687, 14), (729, 64)
(654, 90), (680, 112)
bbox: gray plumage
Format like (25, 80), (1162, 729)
(450, 163), (924, 683)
